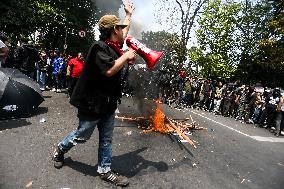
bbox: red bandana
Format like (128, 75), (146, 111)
(104, 40), (124, 56)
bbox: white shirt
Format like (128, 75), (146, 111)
(0, 40), (6, 48)
(0, 40), (7, 67)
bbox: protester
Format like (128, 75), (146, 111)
(250, 91), (263, 124)
(45, 51), (54, 90)
(275, 94), (284, 136)
(60, 53), (68, 89)
(213, 82), (224, 114)
(236, 86), (249, 120)
(257, 88), (272, 127)
(51, 50), (65, 92)
(0, 34), (9, 67)
(265, 88), (281, 130)
(200, 79), (213, 110)
(183, 77), (194, 107)
(52, 2), (135, 187)
(15, 40), (40, 79)
(66, 52), (84, 97)
(36, 52), (49, 90)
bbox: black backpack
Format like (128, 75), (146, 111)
(15, 45), (40, 72)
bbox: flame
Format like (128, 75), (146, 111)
(151, 100), (170, 133)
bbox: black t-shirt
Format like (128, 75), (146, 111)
(92, 49), (122, 97)
(70, 41), (122, 117)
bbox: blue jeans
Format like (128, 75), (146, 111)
(251, 107), (262, 123)
(52, 73), (62, 89)
(58, 113), (115, 174)
(37, 70), (46, 89)
(275, 111), (284, 133)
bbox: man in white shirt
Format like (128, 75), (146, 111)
(0, 39), (9, 67)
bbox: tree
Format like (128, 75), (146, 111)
(155, 0), (208, 67)
(140, 30), (185, 72)
(195, 0), (241, 79)
(0, 0), (98, 55)
(32, 0), (97, 54)
(0, 0), (39, 40)
(195, 0), (284, 86)
(235, 0), (284, 86)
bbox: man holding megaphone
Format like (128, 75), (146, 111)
(52, 2), (136, 187)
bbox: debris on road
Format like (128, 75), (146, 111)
(39, 118), (46, 123)
(208, 128), (215, 132)
(25, 180), (33, 188)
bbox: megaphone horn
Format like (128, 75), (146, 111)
(126, 36), (164, 70)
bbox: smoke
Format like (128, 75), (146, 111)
(126, 66), (160, 118)
(92, 0), (143, 39)
(128, 21), (143, 39)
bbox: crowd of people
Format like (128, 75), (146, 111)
(2, 33), (283, 139)
(158, 74), (284, 137)
(34, 50), (84, 96)
(0, 37), (85, 97)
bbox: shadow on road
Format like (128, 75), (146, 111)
(33, 107), (48, 116)
(64, 157), (99, 177)
(0, 118), (32, 130)
(112, 147), (168, 177)
(43, 95), (52, 98)
(65, 147), (169, 178)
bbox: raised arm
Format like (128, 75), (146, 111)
(122, 2), (135, 39)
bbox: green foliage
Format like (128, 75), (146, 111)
(155, 0), (208, 66)
(195, 0), (240, 79)
(1, 0), (36, 38)
(193, 0), (284, 86)
(0, 0), (98, 55)
(140, 30), (185, 71)
(234, 0), (284, 87)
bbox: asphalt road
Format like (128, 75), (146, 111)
(1, 90), (284, 189)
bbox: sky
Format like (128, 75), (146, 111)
(94, 0), (163, 40)
(118, 0), (164, 38)
(125, 0), (161, 32)
(94, 0), (197, 46)
(120, 0), (198, 46)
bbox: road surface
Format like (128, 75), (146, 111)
(1, 90), (283, 189)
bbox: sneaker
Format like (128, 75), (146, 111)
(40, 88), (45, 91)
(51, 88), (56, 92)
(56, 89), (61, 93)
(269, 129), (275, 133)
(100, 171), (129, 186)
(53, 147), (64, 169)
(248, 119), (254, 124)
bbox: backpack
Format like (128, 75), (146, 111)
(15, 45), (40, 72)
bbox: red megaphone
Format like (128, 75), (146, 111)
(126, 36), (164, 70)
